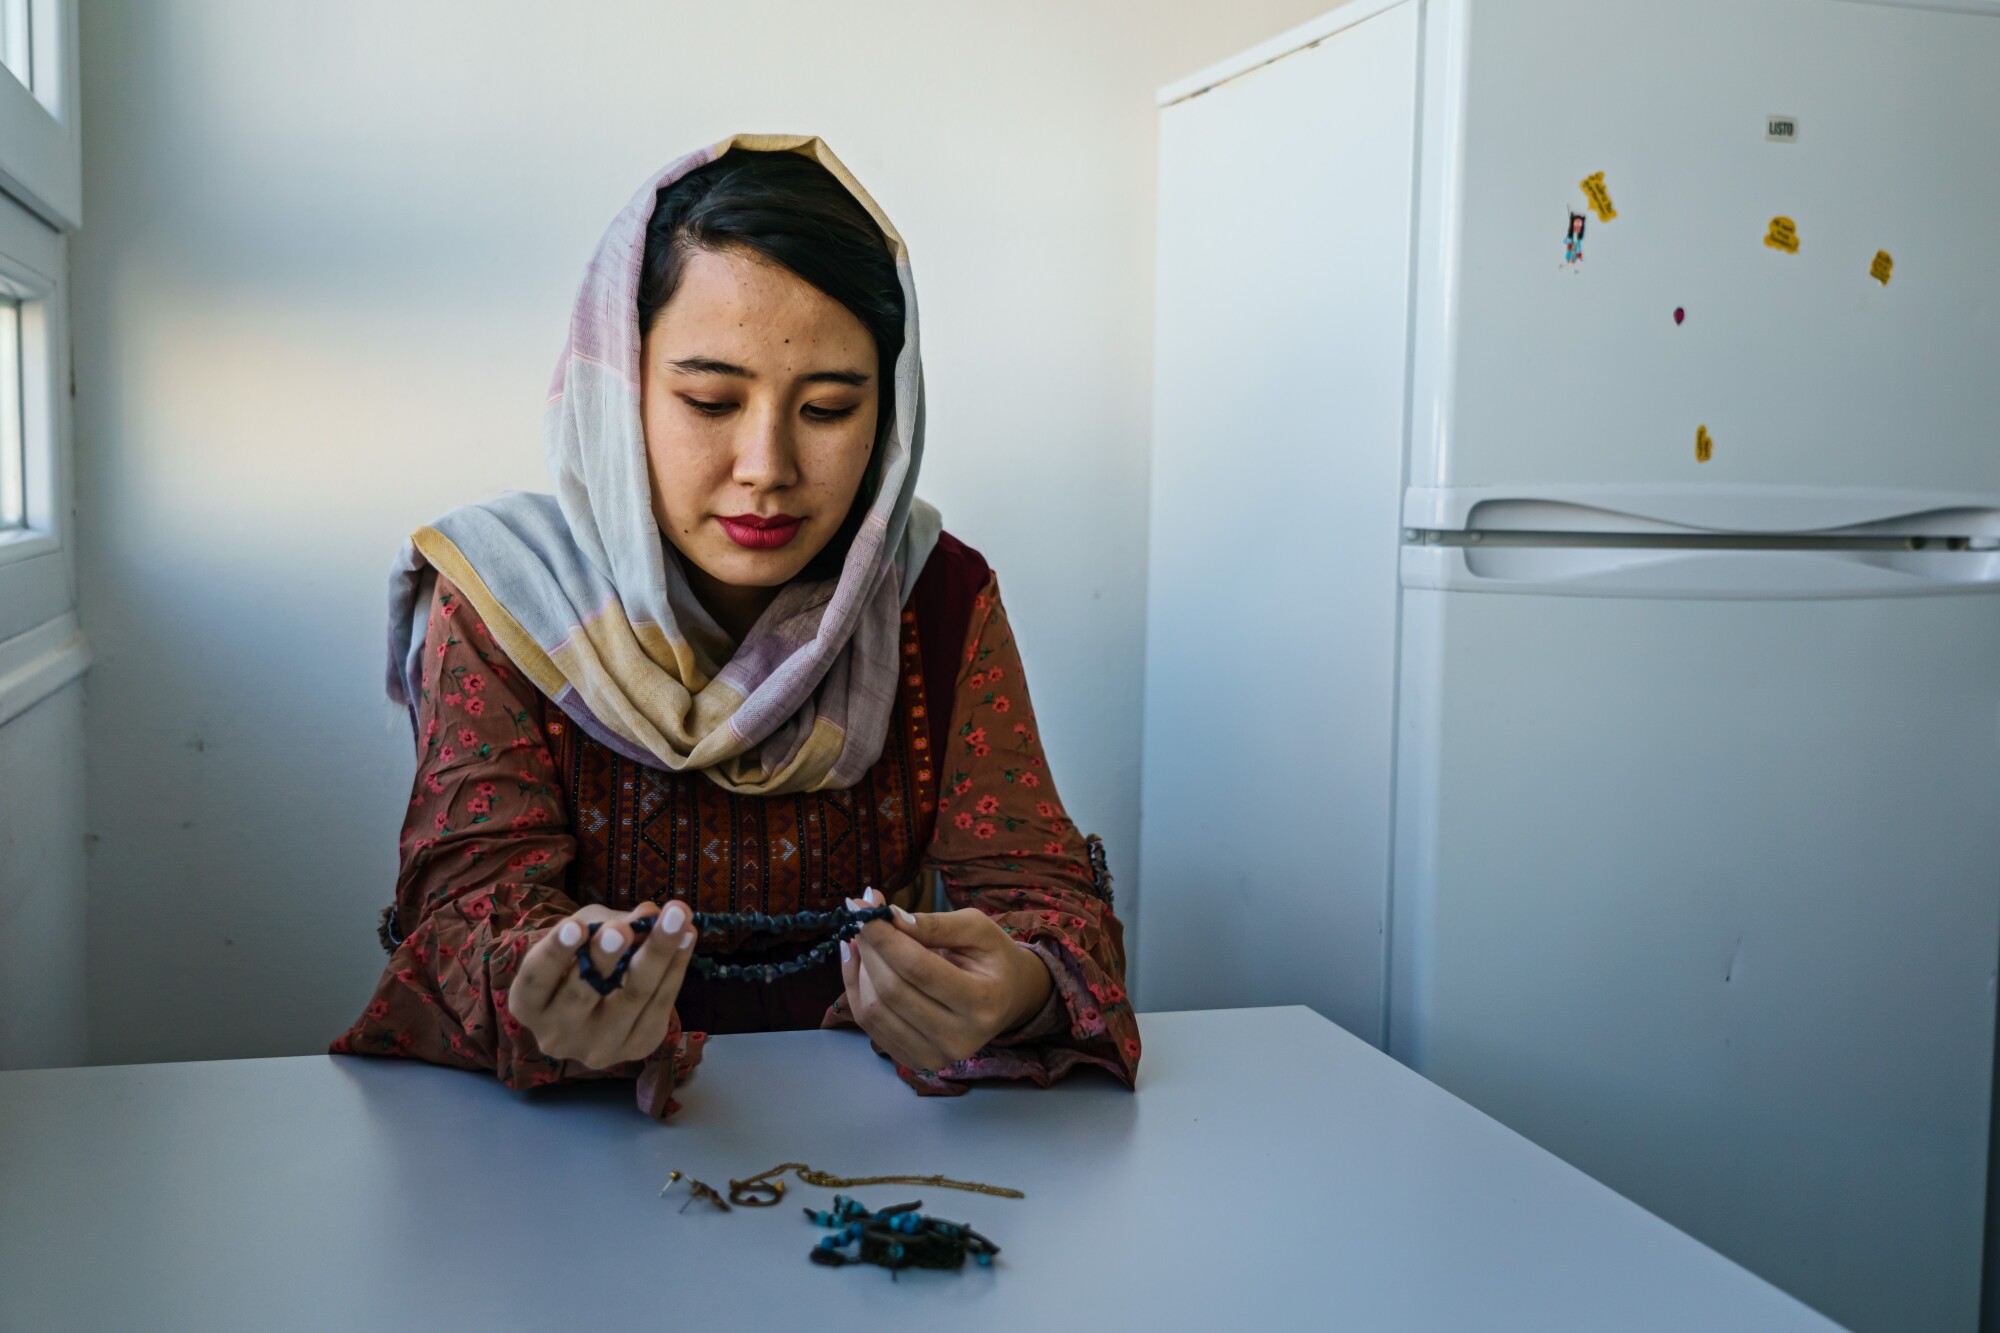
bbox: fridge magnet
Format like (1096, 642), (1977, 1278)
(1579, 171), (1617, 222)
(1674, 307), (1685, 325)
(1764, 216), (1800, 253)
(1695, 425), (1714, 464)
(1870, 250), (1894, 285)
(1563, 210), (1587, 266)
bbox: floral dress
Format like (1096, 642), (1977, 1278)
(332, 536), (1140, 1119)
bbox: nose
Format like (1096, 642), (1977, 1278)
(732, 398), (800, 494)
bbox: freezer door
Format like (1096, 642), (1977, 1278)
(1390, 585), (2000, 1331)
(1412, 0), (2000, 502)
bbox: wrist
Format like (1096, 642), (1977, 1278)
(1002, 942), (1057, 1033)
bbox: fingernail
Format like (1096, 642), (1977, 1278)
(865, 888), (883, 905)
(678, 930), (694, 951)
(841, 941), (851, 963)
(892, 905), (915, 925)
(662, 903), (688, 933)
(600, 928), (624, 953)
(557, 921), (582, 947)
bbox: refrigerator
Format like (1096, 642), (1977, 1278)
(1136, 1), (2000, 1329)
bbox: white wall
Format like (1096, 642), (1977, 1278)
(71, 0), (1332, 1062)
(0, 678), (88, 1069)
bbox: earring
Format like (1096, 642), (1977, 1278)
(660, 1170), (731, 1213)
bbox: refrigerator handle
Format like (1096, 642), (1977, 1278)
(1401, 544), (2000, 599)
(1404, 486), (2000, 538)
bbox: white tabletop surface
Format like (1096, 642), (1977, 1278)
(0, 1005), (1836, 1331)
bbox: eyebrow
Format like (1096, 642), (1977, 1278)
(667, 356), (871, 387)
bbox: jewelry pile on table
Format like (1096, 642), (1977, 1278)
(661, 1160), (1018, 1275)
(805, 1195), (999, 1273)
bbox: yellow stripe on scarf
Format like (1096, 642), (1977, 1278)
(413, 525), (846, 795)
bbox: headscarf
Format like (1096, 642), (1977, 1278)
(385, 134), (941, 795)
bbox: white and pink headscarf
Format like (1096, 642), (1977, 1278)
(386, 134), (940, 795)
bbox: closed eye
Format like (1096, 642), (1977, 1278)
(680, 395), (860, 423)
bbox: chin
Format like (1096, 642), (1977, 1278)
(705, 545), (818, 587)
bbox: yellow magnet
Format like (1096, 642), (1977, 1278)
(1695, 425), (1714, 464)
(1870, 250), (1893, 285)
(1764, 217), (1800, 253)
(1579, 172), (1617, 222)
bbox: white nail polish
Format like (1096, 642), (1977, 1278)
(600, 928), (624, 952)
(893, 905), (915, 925)
(662, 902), (688, 933)
(677, 930), (694, 951)
(557, 921), (582, 947)
(841, 941), (851, 963)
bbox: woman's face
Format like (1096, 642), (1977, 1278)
(640, 243), (880, 596)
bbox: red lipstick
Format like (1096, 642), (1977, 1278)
(717, 513), (803, 550)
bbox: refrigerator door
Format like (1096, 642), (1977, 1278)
(1390, 578), (2000, 1332)
(1410, 0), (2000, 508)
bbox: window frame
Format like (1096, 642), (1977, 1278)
(0, 189), (69, 645)
(0, 0), (76, 664)
(0, 0), (79, 230)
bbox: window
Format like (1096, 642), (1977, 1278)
(0, 0), (30, 94)
(0, 198), (64, 642)
(0, 0), (74, 651)
(0, 296), (20, 530)
(0, 0), (76, 228)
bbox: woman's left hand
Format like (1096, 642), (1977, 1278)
(838, 888), (1055, 1075)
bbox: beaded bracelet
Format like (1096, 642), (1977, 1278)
(571, 902), (896, 995)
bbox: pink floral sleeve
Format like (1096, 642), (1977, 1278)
(330, 572), (703, 1118)
(826, 573), (1141, 1096)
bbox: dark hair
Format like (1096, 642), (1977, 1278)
(638, 150), (904, 581)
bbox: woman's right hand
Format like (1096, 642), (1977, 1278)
(508, 901), (697, 1069)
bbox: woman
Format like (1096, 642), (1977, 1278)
(332, 135), (1139, 1120)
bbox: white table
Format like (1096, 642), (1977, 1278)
(0, 1006), (1835, 1331)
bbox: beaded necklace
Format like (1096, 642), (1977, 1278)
(806, 1195), (1000, 1273)
(574, 902), (894, 994)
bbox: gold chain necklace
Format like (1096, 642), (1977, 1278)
(727, 1160), (1024, 1206)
